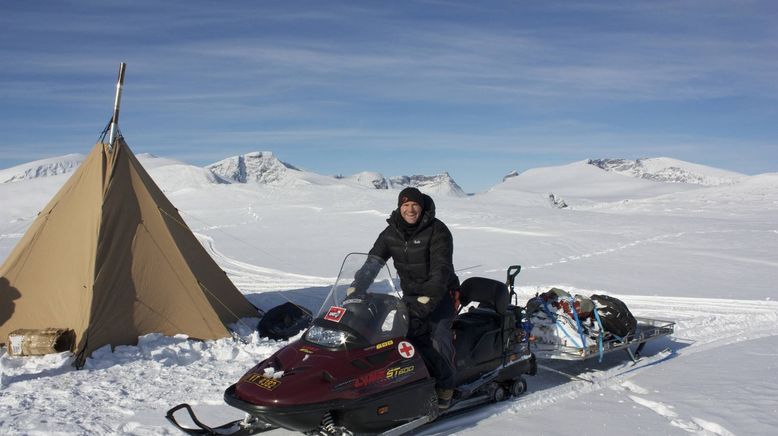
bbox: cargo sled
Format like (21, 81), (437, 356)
(526, 289), (675, 362)
(531, 317), (675, 362)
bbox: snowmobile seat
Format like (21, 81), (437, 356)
(458, 276), (509, 316)
(453, 278), (511, 379)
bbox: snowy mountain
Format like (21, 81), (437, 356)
(206, 151), (300, 184)
(502, 170), (519, 182)
(0, 153), (84, 183)
(207, 151), (467, 196)
(492, 160), (702, 206)
(492, 158), (755, 208)
(135, 153), (191, 169)
(343, 171), (466, 196)
(0, 150), (467, 197)
(588, 157), (744, 186)
(143, 161), (227, 192)
(345, 171), (390, 189)
(0, 152), (223, 193)
(388, 173), (466, 197)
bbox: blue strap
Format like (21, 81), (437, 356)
(567, 297), (587, 349)
(592, 307), (605, 362)
(522, 320), (533, 343)
(541, 299), (557, 320)
(542, 299), (585, 348)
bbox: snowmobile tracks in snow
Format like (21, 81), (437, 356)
(189, 235), (777, 436)
(416, 296), (778, 435)
(193, 232), (332, 292)
(413, 349), (676, 435)
(625, 295), (778, 354)
(482, 229), (778, 273)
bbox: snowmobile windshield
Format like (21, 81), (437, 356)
(305, 253), (409, 349)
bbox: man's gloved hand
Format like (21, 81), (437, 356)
(346, 285), (366, 299)
(403, 295), (435, 337)
(402, 295), (435, 320)
(409, 317), (427, 336)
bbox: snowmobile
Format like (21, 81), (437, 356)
(166, 253), (536, 435)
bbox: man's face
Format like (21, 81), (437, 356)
(400, 201), (422, 225)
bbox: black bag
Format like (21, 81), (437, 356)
(590, 294), (637, 338)
(258, 302), (312, 341)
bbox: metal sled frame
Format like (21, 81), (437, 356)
(531, 317), (675, 362)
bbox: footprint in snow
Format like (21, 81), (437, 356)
(628, 395), (735, 435)
(628, 395), (679, 419)
(617, 380), (650, 395)
(692, 417), (736, 436)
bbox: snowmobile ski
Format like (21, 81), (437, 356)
(166, 403), (277, 435)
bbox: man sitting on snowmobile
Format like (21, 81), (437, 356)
(350, 187), (460, 409)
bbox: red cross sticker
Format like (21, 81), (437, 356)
(398, 341), (415, 359)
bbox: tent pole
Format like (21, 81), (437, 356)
(108, 62), (127, 150)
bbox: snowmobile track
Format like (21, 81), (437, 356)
(415, 295), (778, 435)
(414, 348), (676, 435)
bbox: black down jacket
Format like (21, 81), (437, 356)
(368, 194), (460, 310)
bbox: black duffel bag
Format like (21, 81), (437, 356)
(590, 294), (637, 338)
(258, 302), (312, 341)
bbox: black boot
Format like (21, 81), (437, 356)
(436, 388), (453, 409)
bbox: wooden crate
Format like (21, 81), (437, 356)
(7, 328), (75, 356)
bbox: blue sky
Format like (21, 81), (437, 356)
(1, 0), (776, 192)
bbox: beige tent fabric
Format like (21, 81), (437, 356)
(0, 139), (257, 365)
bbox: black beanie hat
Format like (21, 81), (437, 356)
(398, 187), (424, 208)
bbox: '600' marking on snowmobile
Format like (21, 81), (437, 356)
(375, 339), (394, 350)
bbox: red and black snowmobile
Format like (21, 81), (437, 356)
(167, 253), (536, 435)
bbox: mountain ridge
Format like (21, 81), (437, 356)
(587, 157), (744, 186)
(0, 153), (85, 183)
(0, 151), (753, 197)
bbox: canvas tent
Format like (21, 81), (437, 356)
(0, 137), (258, 366)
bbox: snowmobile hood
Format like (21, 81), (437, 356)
(233, 338), (429, 408)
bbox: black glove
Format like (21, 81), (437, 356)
(346, 281), (367, 299)
(408, 317), (428, 337)
(403, 295), (435, 320)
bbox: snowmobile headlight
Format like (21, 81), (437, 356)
(305, 326), (349, 348)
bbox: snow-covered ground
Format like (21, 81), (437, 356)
(1, 152), (776, 435)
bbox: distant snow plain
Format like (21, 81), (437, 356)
(1, 152), (776, 435)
